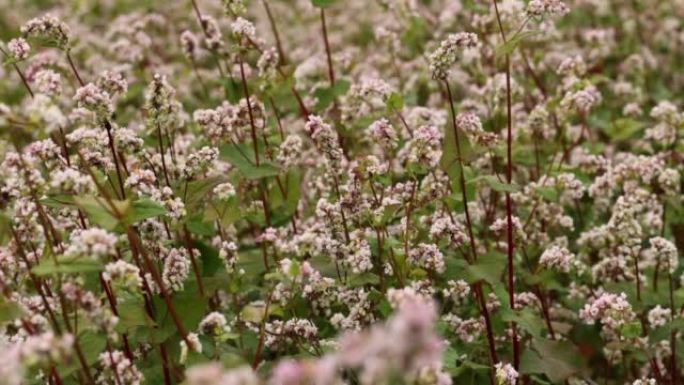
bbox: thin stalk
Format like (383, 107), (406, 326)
(189, 57), (210, 98)
(190, 0), (227, 78)
(320, 9), (335, 86)
(104, 119), (127, 199)
(78, 151), (193, 348)
(252, 291), (273, 369)
(635, 255), (641, 302)
(0, 46), (34, 98)
(66, 51), (85, 87)
(226, 34), (310, 118)
(183, 227), (206, 297)
(444, 81), (477, 259)
(403, 180), (417, 261)
(156, 122), (172, 187)
(10, 225), (62, 333)
(332, 174), (351, 243)
(669, 269), (677, 383)
(236, 51), (276, 262)
(262, 0), (287, 65)
(127, 228), (192, 347)
(99, 274), (135, 360)
(159, 344), (173, 385)
(444, 81), (498, 383)
(475, 284), (499, 385)
(237, 53), (260, 166)
(493, 0), (520, 370)
(65, 50), (128, 200)
(72, 341), (95, 384)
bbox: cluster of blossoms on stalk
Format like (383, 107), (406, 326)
(0, 0), (683, 384)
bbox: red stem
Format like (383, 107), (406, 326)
(492, 0), (520, 371)
(320, 9), (335, 86)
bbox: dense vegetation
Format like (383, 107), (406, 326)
(1, 0), (683, 384)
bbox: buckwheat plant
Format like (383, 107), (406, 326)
(0, 1), (683, 385)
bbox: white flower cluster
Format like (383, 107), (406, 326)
(526, 0), (569, 18)
(231, 17), (256, 40)
(65, 228), (117, 259)
(21, 14), (71, 49)
(495, 363), (519, 385)
(428, 32), (479, 80)
(103, 260), (142, 290)
(456, 112), (498, 147)
(6, 38), (30, 61)
(539, 245), (576, 272)
(647, 305), (671, 328)
(579, 291), (635, 331)
(199, 312), (231, 337)
(162, 247), (192, 292)
(306, 115), (343, 166)
(408, 243), (446, 273)
(277, 135), (303, 168)
(74, 83), (114, 119)
(97, 350), (143, 385)
(265, 318), (318, 350)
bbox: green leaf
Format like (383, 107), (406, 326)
(173, 284), (208, 329)
(442, 345), (460, 374)
(74, 196), (129, 231)
(117, 300), (155, 329)
(284, 171), (302, 215)
(602, 118), (644, 142)
(269, 170), (302, 228)
(385, 92), (404, 114)
(125, 198), (166, 224)
(0, 298), (24, 325)
(400, 16), (429, 54)
(620, 321), (642, 338)
(314, 80), (350, 110)
(57, 331), (107, 377)
(312, 0), (336, 7)
(496, 30), (541, 59)
(194, 241), (222, 277)
(502, 308), (544, 337)
(79, 331), (108, 364)
(151, 283), (208, 343)
(220, 144), (281, 179)
(441, 129), (475, 196)
(445, 258), (470, 281)
(348, 272), (380, 287)
(468, 175), (519, 193)
(223, 78), (240, 103)
(521, 338), (585, 383)
(204, 199), (241, 227)
(182, 176), (227, 211)
(3, 56), (19, 66)
(534, 186), (559, 202)
(186, 214), (215, 236)
(466, 251), (506, 285)
(41, 194), (76, 208)
(33, 256), (103, 276)
(0, 212), (10, 244)
(520, 349), (546, 375)
(241, 302), (268, 323)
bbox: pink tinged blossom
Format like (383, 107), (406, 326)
(162, 247), (191, 292)
(428, 32), (479, 80)
(21, 14), (71, 50)
(539, 245), (575, 273)
(495, 363), (519, 385)
(74, 83), (114, 118)
(7, 38), (30, 61)
(526, 0), (570, 18)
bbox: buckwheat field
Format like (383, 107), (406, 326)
(1, 0), (683, 384)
